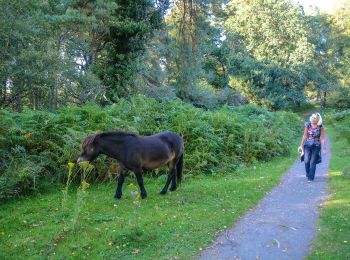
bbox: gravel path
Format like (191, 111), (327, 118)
(199, 136), (331, 260)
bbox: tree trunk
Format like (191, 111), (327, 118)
(55, 86), (58, 109)
(321, 91), (327, 108)
(13, 80), (24, 112)
(32, 88), (41, 110)
(316, 87), (321, 101)
(14, 95), (23, 112)
(0, 77), (8, 107)
(49, 86), (57, 111)
(0, 79), (4, 106)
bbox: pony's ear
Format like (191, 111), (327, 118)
(82, 133), (98, 149)
(95, 131), (102, 135)
(93, 131), (102, 141)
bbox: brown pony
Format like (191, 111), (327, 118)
(77, 131), (184, 199)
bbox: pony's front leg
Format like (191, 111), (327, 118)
(134, 168), (147, 199)
(115, 166), (127, 199)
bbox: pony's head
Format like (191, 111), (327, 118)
(77, 134), (100, 163)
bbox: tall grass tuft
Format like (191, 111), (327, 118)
(72, 161), (94, 230)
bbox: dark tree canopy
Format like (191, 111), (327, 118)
(1, 0), (349, 110)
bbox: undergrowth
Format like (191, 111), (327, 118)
(0, 96), (301, 199)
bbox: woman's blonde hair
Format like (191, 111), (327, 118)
(310, 113), (322, 126)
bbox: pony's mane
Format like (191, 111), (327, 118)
(82, 131), (137, 148)
(100, 131), (138, 138)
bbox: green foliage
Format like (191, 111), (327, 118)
(0, 96), (300, 199)
(226, 0), (314, 67)
(329, 109), (350, 143)
(227, 54), (310, 109)
(164, 0), (233, 107)
(327, 87), (350, 109)
(330, 1), (350, 90)
(223, 0), (340, 109)
(95, 0), (163, 99)
(0, 0), (63, 111)
(1, 0), (348, 110)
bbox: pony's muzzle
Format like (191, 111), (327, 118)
(77, 157), (87, 163)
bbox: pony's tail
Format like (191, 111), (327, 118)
(176, 153), (183, 184)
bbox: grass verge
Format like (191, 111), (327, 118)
(0, 153), (297, 259)
(308, 127), (350, 259)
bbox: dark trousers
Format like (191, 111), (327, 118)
(304, 142), (321, 180)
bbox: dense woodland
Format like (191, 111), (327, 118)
(1, 0), (349, 111)
(1, 0), (350, 198)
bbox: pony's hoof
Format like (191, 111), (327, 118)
(159, 190), (167, 195)
(169, 187), (177, 192)
(115, 194), (122, 200)
(141, 193), (147, 199)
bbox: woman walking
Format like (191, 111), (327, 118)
(298, 113), (326, 182)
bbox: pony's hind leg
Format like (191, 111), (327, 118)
(133, 168), (147, 199)
(168, 155), (182, 192)
(115, 166), (127, 199)
(160, 165), (176, 195)
(169, 166), (177, 191)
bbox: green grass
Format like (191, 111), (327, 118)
(308, 127), (350, 260)
(0, 152), (297, 259)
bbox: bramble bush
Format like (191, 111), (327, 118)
(0, 96), (300, 199)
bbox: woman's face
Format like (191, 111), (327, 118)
(311, 114), (319, 124)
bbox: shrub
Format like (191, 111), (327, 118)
(0, 96), (300, 199)
(329, 109), (350, 143)
(327, 88), (350, 110)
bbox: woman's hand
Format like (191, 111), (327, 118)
(298, 146), (303, 154)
